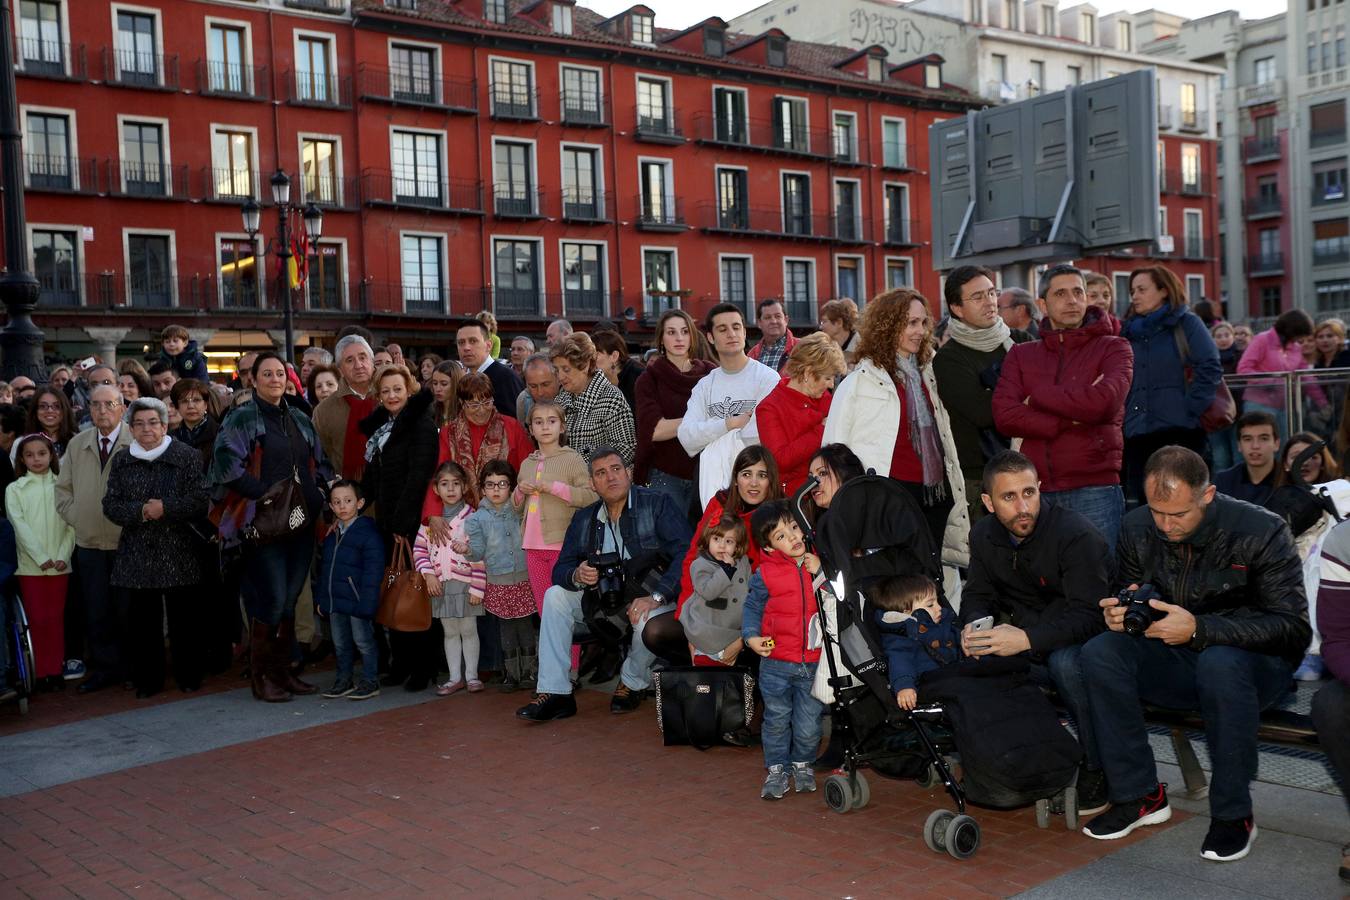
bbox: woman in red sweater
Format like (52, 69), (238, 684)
(754, 333), (846, 495)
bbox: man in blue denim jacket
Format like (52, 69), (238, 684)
(517, 447), (692, 722)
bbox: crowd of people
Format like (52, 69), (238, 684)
(1, 270), (1349, 878)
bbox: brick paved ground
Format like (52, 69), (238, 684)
(0, 676), (1172, 899)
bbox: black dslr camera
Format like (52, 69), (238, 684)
(1118, 583), (1166, 636)
(586, 551), (628, 615)
(581, 550), (672, 647)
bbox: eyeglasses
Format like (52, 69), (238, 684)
(962, 289), (999, 304)
(483, 479), (511, 490)
(462, 398), (493, 409)
(89, 400), (120, 410)
(37, 403), (62, 412)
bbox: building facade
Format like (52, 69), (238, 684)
(8, 0), (978, 364)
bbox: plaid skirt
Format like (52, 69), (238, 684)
(483, 579), (535, 620)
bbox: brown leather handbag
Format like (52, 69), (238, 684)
(244, 467), (309, 544)
(376, 536), (433, 632)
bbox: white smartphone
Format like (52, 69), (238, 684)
(968, 615), (995, 633)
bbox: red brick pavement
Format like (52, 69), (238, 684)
(0, 688), (1177, 898)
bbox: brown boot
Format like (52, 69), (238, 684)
(276, 619), (317, 696)
(250, 620), (290, 703)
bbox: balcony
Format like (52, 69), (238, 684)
(698, 204), (832, 241)
(1248, 251), (1285, 275)
(1305, 66), (1349, 93)
(283, 0), (346, 11)
(880, 142), (912, 171)
(292, 172), (359, 210)
(1164, 170), (1214, 196)
(67, 272), (225, 310)
(489, 83), (540, 120)
(106, 161), (190, 199)
(24, 155), (99, 193)
(883, 219), (918, 247)
(493, 287), (543, 318)
(555, 290), (609, 319)
(1182, 239), (1211, 260)
(1314, 183), (1348, 207)
(1157, 105), (1174, 130)
(558, 189), (611, 223)
(196, 60), (270, 101)
(18, 41), (86, 81)
(356, 65), (476, 113)
(1243, 135), (1280, 162)
(691, 112), (830, 159)
(1244, 195), (1282, 218)
(831, 215), (871, 244)
(361, 170), (483, 214)
(633, 107), (685, 144)
(201, 167), (261, 203)
(561, 93), (609, 127)
(1314, 245), (1350, 267)
(1312, 128), (1348, 149)
(1239, 78), (1284, 107)
(491, 184), (544, 219)
(102, 48), (179, 91)
(1178, 108), (1207, 133)
(359, 283), (490, 316)
(283, 72), (352, 108)
(636, 196), (687, 231)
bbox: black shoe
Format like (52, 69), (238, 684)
(404, 675), (429, 692)
(721, 726), (759, 747)
(135, 687), (161, 699)
(1201, 817), (1257, 862)
(516, 692), (577, 722)
(610, 684), (644, 714)
(1082, 783), (1171, 840)
(1077, 765), (1110, 817)
(381, 672), (408, 688)
(77, 673), (116, 695)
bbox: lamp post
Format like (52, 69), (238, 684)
(241, 170), (323, 363)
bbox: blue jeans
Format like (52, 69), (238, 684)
(758, 657), (823, 769)
(330, 613), (377, 683)
(240, 530), (314, 626)
(1041, 485), (1124, 551)
(537, 584), (673, 694)
(1030, 645), (1099, 768)
(1081, 632), (1293, 819)
(647, 468), (695, 521)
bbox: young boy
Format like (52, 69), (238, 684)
(158, 325), (209, 383)
(871, 574), (961, 711)
(743, 500), (827, 800)
(313, 480), (385, 701)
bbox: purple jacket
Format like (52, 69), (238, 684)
(1317, 521), (1350, 682)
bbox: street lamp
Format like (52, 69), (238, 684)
(241, 170), (324, 363)
(0, 0), (44, 381)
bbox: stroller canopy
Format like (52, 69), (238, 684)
(816, 475), (942, 594)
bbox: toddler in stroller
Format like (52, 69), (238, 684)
(797, 474), (1083, 859)
(871, 574), (961, 711)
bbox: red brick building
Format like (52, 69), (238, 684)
(7, 0), (980, 364)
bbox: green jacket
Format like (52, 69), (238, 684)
(933, 330), (1032, 481)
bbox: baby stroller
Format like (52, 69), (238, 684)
(3, 590), (36, 715)
(795, 475), (1081, 860)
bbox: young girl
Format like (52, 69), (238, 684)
(683, 516), (752, 665)
(6, 434), (75, 690)
(461, 460), (535, 692)
(414, 461), (488, 696)
(515, 402), (596, 672)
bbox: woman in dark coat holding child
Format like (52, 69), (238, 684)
(103, 397), (210, 697)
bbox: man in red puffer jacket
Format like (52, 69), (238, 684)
(992, 264), (1134, 549)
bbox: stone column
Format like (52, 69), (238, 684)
(83, 327), (130, 368)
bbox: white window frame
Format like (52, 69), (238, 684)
(883, 255), (915, 291)
(398, 229), (447, 314)
(20, 103), (81, 190)
(304, 235), (350, 311)
(209, 122), (260, 200)
(292, 28), (338, 102)
(882, 180), (911, 242)
(782, 256), (817, 308)
(834, 253), (865, 301)
(115, 113), (171, 195)
(213, 231), (265, 309)
(490, 233), (546, 316)
(832, 176), (863, 240)
(1186, 274), (1205, 300)
(772, 92), (812, 154)
(27, 221), (86, 305)
(559, 62), (604, 121)
(832, 109), (858, 161)
(559, 140), (606, 194)
(717, 253), (756, 317)
(121, 226), (178, 307)
(552, 3), (573, 36)
(17, 0), (73, 77)
(640, 245), (680, 306)
(714, 163), (750, 227)
(1183, 208), (1204, 256)
(387, 35), (441, 100)
(110, 3), (165, 87)
(203, 16), (255, 95)
(556, 238), (609, 318)
(636, 156), (675, 217)
(297, 132), (345, 206)
(778, 168), (813, 234)
(710, 83), (749, 142)
(881, 116), (907, 168)
(492, 135), (540, 214)
(634, 73), (674, 129)
(389, 123), (448, 203)
(488, 54), (537, 118)
(632, 12), (655, 46)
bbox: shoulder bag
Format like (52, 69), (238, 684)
(652, 665), (755, 750)
(376, 535), (433, 632)
(1173, 322), (1237, 432)
(243, 411), (310, 543)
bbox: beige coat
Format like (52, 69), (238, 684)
(56, 425), (134, 551)
(312, 381), (373, 478)
(513, 447), (597, 546)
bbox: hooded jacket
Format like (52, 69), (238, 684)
(992, 306), (1134, 492)
(314, 514), (385, 618)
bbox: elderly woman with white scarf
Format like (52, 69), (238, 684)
(102, 396), (210, 697)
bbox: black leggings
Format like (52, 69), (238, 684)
(499, 615), (538, 655)
(641, 611), (691, 665)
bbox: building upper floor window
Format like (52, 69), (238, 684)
(391, 130), (443, 203)
(1254, 56), (1276, 85)
(1181, 143), (1201, 190)
(485, 0), (507, 25)
(1067, 65), (1082, 85)
(19, 0), (64, 75)
(992, 53), (1008, 83)
(116, 10), (158, 85)
(301, 137), (338, 205)
(127, 234), (172, 308)
(833, 113), (856, 162)
(705, 27), (725, 58)
(1313, 157), (1347, 205)
(925, 62), (942, 88)
(1040, 5), (1056, 35)
(766, 36), (787, 68)
(714, 87), (747, 143)
(207, 24), (248, 95)
(297, 35), (334, 102)
(491, 59), (534, 117)
(1312, 100), (1347, 148)
(632, 12), (654, 45)
(774, 97), (808, 152)
(211, 128), (254, 199)
(1030, 59), (1044, 92)
(401, 234), (443, 310)
(1081, 12), (1095, 44)
(391, 43), (436, 102)
(1003, 0), (1017, 28)
(867, 55), (884, 82)
(1180, 82), (1198, 127)
(33, 229), (78, 306)
(26, 112), (70, 189)
(121, 120), (164, 195)
(882, 118), (906, 168)
(1117, 20), (1132, 52)
(553, 4), (572, 36)
(637, 77), (670, 130)
(561, 66), (601, 123)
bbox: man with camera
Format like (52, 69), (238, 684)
(517, 447), (693, 722)
(1080, 446), (1310, 863)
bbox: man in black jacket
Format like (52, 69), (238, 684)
(961, 450), (1112, 814)
(456, 319), (523, 418)
(1080, 446), (1310, 863)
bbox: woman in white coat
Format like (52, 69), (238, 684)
(822, 288), (969, 571)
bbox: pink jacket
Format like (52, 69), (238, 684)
(1237, 329), (1321, 409)
(413, 505), (486, 602)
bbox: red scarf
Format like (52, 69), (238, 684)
(449, 413), (507, 482)
(341, 393), (377, 480)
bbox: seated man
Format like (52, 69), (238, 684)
(1081, 446), (1310, 862)
(1213, 410), (1279, 506)
(517, 446), (693, 722)
(960, 450), (1112, 815)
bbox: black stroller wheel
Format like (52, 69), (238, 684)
(945, 815), (981, 860)
(916, 762), (942, 790)
(850, 773), (870, 810)
(1062, 785), (1079, 831)
(824, 774), (854, 814)
(1035, 798), (1051, 829)
(923, 809), (955, 853)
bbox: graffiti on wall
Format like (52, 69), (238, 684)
(847, 8), (955, 58)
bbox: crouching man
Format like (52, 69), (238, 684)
(1081, 446), (1310, 862)
(517, 446), (692, 722)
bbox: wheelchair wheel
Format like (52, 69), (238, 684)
(923, 809), (955, 853)
(14, 597), (35, 696)
(850, 772), (870, 810)
(824, 774), (854, 814)
(944, 815), (981, 860)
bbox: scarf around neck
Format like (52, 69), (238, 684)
(947, 315), (1013, 353)
(130, 434), (172, 462)
(450, 413), (507, 482)
(364, 417), (394, 463)
(341, 392), (377, 479)
(895, 354), (946, 503)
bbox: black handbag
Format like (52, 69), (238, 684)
(653, 665), (755, 750)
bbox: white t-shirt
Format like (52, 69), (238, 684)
(677, 357), (780, 456)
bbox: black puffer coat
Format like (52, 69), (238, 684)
(1116, 494), (1311, 664)
(102, 439), (210, 589)
(360, 388), (440, 543)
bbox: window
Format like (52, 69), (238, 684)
(484, 0), (507, 24)
(25, 112), (70, 189)
(1184, 210), (1203, 257)
(639, 160), (672, 223)
(720, 257), (750, 308)
(301, 137), (337, 204)
(1185, 275), (1204, 301)
(1117, 20), (1132, 52)
(924, 63), (941, 89)
(1309, 35), (1318, 75)
(401, 234), (443, 311)
(714, 87), (747, 143)
(562, 243), (604, 315)
(121, 121), (164, 195)
(882, 119), (906, 168)
(207, 24), (247, 94)
(562, 66), (602, 123)
(1030, 59), (1044, 92)
(1325, 29), (1334, 71)
(867, 56), (884, 82)
(774, 97), (808, 152)
(836, 257), (861, 303)
(306, 242), (342, 310)
(115, 10), (158, 85)
(32, 229), (77, 305)
(782, 173), (811, 236)
(1312, 101), (1347, 148)
(19, 1), (64, 75)
(885, 258), (910, 289)
(1040, 5), (1056, 35)
(552, 3), (572, 35)
(637, 77), (670, 133)
(784, 260), (813, 308)
(717, 168), (748, 230)
(1261, 286), (1282, 317)
(766, 36), (787, 68)
(1181, 143), (1201, 192)
(219, 238), (260, 308)
(1339, 26), (1347, 67)
(1254, 56), (1275, 84)
(643, 249), (677, 316)
(296, 35), (333, 103)
(391, 130), (443, 205)
(127, 234), (171, 307)
(884, 184), (909, 243)
(1114, 274), (1132, 309)
(1067, 65), (1081, 85)
(561, 147), (599, 218)
(493, 140), (535, 215)
(1314, 158), (1348, 204)
(833, 180), (860, 240)
(390, 44), (436, 103)
(632, 12), (654, 45)
(1316, 280), (1350, 312)
(1003, 0), (1017, 28)
(211, 129), (253, 199)
(1256, 174), (1278, 209)
(1180, 83), (1198, 128)
(494, 239), (540, 314)
(1080, 12), (1095, 44)
(705, 27), (726, 58)
(992, 53), (1008, 83)
(1254, 114), (1275, 142)
(491, 59), (534, 118)
(832, 113), (856, 162)
(1314, 219), (1350, 265)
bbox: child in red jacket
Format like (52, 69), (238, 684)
(743, 500), (826, 800)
